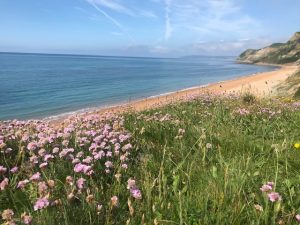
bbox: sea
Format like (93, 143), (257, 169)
(0, 52), (277, 120)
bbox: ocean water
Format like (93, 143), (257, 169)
(0, 52), (277, 120)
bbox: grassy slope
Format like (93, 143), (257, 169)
(124, 95), (300, 224)
(277, 70), (300, 99)
(1, 95), (300, 225)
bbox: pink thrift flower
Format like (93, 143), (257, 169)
(127, 178), (136, 190)
(33, 198), (49, 211)
(76, 178), (86, 189)
(121, 164), (128, 169)
(0, 178), (9, 191)
(44, 154), (54, 162)
(0, 165), (7, 175)
(21, 213), (32, 224)
(295, 214), (300, 222)
(10, 167), (18, 173)
(30, 172), (41, 182)
(267, 192), (282, 202)
(111, 196), (118, 206)
(52, 147), (59, 154)
(122, 143), (132, 151)
(260, 184), (273, 192)
(105, 161), (113, 168)
(27, 142), (37, 151)
(17, 179), (30, 189)
(39, 162), (48, 169)
(130, 188), (142, 199)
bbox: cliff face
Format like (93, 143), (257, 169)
(238, 32), (300, 64)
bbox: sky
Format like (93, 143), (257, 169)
(0, 0), (299, 57)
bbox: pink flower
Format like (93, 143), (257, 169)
(267, 192), (282, 202)
(66, 176), (73, 185)
(0, 178), (9, 191)
(0, 165), (7, 175)
(76, 178), (86, 189)
(44, 154), (54, 162)
(122, 143), (132, 151)
(39, 162), (48, 169)
(295, 214), (300, 222)
(27, 142), (38, 151)
(52, 147), (59, 154)
(130, 188), (142, 199)
(38, 182), (48, 195)
(33, 198), (49, 211)
(111, 196), (118, 206)
(30, 172), (41, 182)
(105, 161), (113, 168)
(127, 178), (136, 190)
(121, 163), (128, 169)
(21, 213), (32, 224)
(10, 167), (18, 173)
(17, 179), (30, 189)
(260, 184), (273, 192)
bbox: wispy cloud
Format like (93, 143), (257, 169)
(159, 0), (260, 41)
(87, 0), (157, 19)
(164, 0), (172, 41)
(86, 0), (135, 44)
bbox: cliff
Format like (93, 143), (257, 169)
(238, 32), (300, 64)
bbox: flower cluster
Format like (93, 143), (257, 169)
(0, 112), (140, 223)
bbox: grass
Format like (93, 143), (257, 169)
(1, 94), (300, 224)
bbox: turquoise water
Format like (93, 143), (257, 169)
(0, 52), (277, 120)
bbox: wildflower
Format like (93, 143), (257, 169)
(76, 178), (86, 189)
(127, 178), (136, 190)
(294, 143), (300, 149)
(66, 176), (73, 185)
(10, 167), (18, 173)
(38, 182), (48, 195)
(111, 196), (118, 207)
(21, 213), (32, 224)
(254, 204), (263, 212)
(267, 192), (282, 202)
(206, 143), (212, 149)
(105, 161), (113, 168)
(260, 184), (273, 192)
(0, 178), (9, 191)
(52, 147), (59, 154)
(130, 188), (142, 199)
(17, 179), (30, 189)
(121, 164), (128, 169)
(0, 165), (7, 175)
(83, 156), (93, 164)
(96, 204), (103, 215)
(2, 209), (14, 221)
(44, 154), (54, 162)
(27, 142), (37, 151)
(47, 180), (55, 188)
(39, 162), (48, 169)
(30, 172), (41, 182)
(295, 214), (300, 222)
(86, 194), (94, 203)
(33, 198), (49, 211)
(122, 143), (132, 151)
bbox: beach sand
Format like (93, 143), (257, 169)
(50, 64), (298, 124)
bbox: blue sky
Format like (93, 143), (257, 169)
(0, 0), (299, 57)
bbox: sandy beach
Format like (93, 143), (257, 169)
(49, 63), (298, 124)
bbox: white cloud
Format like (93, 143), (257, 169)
(163, 0), (260, 41)
(164, 0), (172, 41)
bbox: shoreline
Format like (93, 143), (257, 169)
(47, 63), (298, 124)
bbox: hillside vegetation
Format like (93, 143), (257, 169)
(238, 32), (300, 64)
(1, 93), (300, 224)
